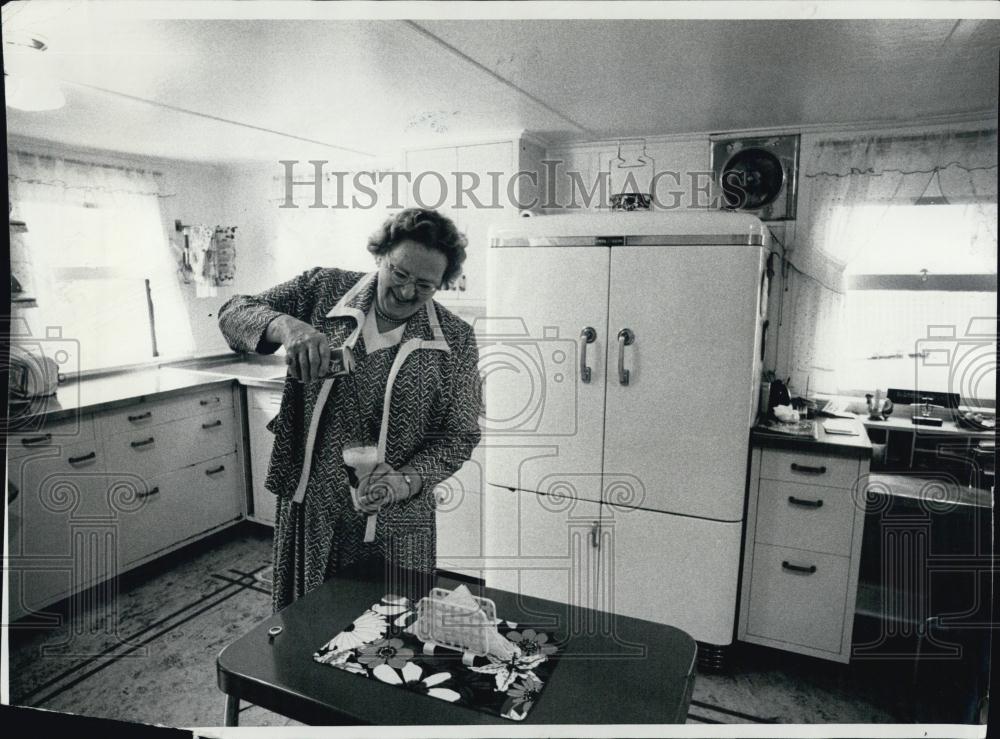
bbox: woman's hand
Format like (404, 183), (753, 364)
(355, 464), (420, 513)
(270, 315), (330, 384)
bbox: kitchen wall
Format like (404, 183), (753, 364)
(543, 115), (997, 386)
(7, 136), (251, 359)
(217, 159), (404, 293)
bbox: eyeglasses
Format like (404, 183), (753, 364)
(384, 260), (441, 296)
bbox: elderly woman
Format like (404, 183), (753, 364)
(218, 208), (482, 611)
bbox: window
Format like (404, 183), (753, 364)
(11, 154), (195, 373)
(838, 203), (997, 406)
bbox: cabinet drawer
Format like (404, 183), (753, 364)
(104, 409), (237, 480)
(759, 448), (860, 490)
(7, 414), (96, 459)
(119, 453), (242, 566)
(98, 388), (233, 437)
(7, 441), (111, 621)
(754, 480), (857, 556)
(746, 543), (850, 654)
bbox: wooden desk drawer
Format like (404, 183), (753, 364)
(745, 543), (850, 654)
(760, 448), (860, 490)
(754, 480), (857, 556)
(98, 389), (233, 437)
(104, 409), (237, 480)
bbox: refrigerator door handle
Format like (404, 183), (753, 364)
(617, 328), (635, 385)
(579, 327), (597, 383)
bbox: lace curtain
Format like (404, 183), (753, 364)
(798, 129), (997, 268)
(784, 127), (998, 396)
(8, 151), (195, 371)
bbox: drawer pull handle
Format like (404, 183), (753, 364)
(205, 465), (225, 476)
(131, 437), (155, 448)
(200, 397), (221, 406)
(788, 495), (824, 508)
(201, 420), (223, 429)
(790, 463), (827, 474)
(22, 433), (52, 447)
(128, 411), (152, 422)
(782, 561), (817, 575)
(137, 486), (160, 499)
(590, 520), (600, 548)
(68, 451), (96, 465)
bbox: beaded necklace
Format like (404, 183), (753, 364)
(373, 297), (408, 328)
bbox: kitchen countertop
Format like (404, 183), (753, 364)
(751, 416), (873, 457)
(167, 354), (289, 389)
(6, 354), (287, 428)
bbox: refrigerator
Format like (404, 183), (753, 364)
(481, 211), (770, 650)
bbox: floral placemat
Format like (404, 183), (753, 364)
(313, 593), (561, 722)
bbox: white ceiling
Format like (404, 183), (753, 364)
(3, 4), (998, 164)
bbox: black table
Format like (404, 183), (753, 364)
(216, 564), (697, 725)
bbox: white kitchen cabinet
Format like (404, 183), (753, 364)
(102, 408), (237, 481)
(97, 388), (233, 437)
(7, 413), (96, 459)
(745, 543), (851, 655)
(104, 386), (244, 569)
(404, 146), (458, 215)
(404, 135), (546, 306)
(451, 142), (520, 303)
(117, 453), (244, 566)
(738, 439), (870, 663)
(6, 384), (245, 623)
(246, 386), (283, 525)
(6, 438), (111, 623)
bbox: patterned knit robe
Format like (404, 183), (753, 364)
(217, 267), (483, 612)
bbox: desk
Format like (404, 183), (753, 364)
(862, 415), (994, 469)
(217, 563), (697, 726)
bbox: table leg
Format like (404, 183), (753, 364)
(224, 695), (240, 726)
